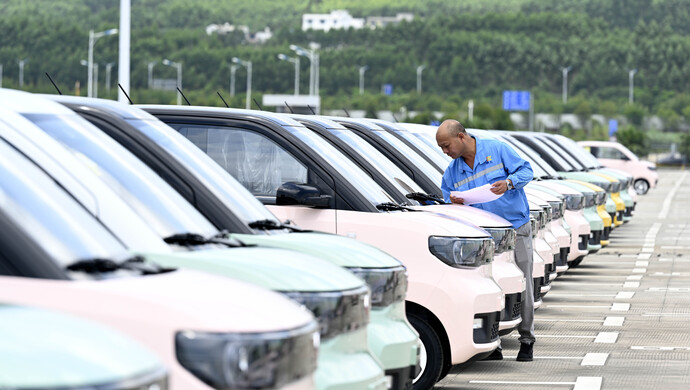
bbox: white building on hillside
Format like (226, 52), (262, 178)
(302, 10), (365, 31)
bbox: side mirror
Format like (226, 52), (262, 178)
(276, 182), (332, 208)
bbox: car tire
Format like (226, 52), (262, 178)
(408, 313), (444, 390)
(634, 179), (650, 195)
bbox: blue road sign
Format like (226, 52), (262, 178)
(383, 84), (393, 96)
(430, 120), (440, 126)
(502, 90), (531, 111)
(608, 119), (618, 136)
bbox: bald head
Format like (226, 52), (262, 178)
(437, 119), (466, 138)
(436, 119), (473, 160)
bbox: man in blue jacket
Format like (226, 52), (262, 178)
(436, 119), (535, 361)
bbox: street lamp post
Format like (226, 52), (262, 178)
(232, 57), (252, 109)
(359, 65), (369, 95)
(105, 62), (114, 95)
(88, 28), (118, 97)
(18, 58), (28, 89)
(147, 61), (156, 89)
(0, 64), (3, 89)
(230, 64), (237, 97)
(162, 59), (182, 105)
(416, 65), (426, 94)
(562, 66), (572, 104)
(289, 43), (319, 95)
(628, 69), (638, 104)
(278, 54), (300, 95)
(93, 63), (99, 98)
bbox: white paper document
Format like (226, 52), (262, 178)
(450, 183), (503, 205)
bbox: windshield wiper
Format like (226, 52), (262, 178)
(248, 219), (311, 233)
(376, 202), (416, 211)
(406, 192), (444, 204)
(165, 232), (249, 248)
(66, 256), (168, 275)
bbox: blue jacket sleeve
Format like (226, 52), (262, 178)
(500, 144), (533, 190)
(440, 169), (454, 203)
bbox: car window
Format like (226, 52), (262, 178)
(599, 147), (626, 160)
(131, 119), (280, 225)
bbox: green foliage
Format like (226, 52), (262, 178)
(1, 0), (690, 123)
(615, 125), (649, 156)
(679, 133), (690, 158)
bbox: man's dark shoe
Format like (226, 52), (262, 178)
(483, 347), (503, 361)
(516, 343), (533, 361)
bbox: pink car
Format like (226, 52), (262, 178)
(577, 141), (658, 195)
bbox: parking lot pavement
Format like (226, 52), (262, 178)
(437, 169), (690, 390)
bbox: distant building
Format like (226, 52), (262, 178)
(302, 10), (414, 32)
(302, 10), (365, 32)
(205, 23), (273, 44)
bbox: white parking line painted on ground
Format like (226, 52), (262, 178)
(652, 272), (680, 276)
(603, 316), (625, 326)
(594, 332), (619, 343)
(631, 346), (690, 351)
(546, 305), (612, 309)
(501, 356), (582, 360)
(627, 275), (643, 280)
(512, 334), (596, 339)
(635, 261), (649, 267)
(624, 281), (640, 288)
(611, 303), (630, 311)
(632, 268), (647, 273)
(637, 253), (652, 260)
(546, 293), (617, 298)
(581, 353), (609, 366)
(659, 172), (687, 219)
(660, 246), (690, 249)
(646, 287), (690, 292)
(470, 380), (575, 386)
(616, 291), (635, 299)
(642, 313), (690, 317)
(536, 319), (603, 323)
(573, 376), (603, 390)
(620, 254), (639, 258)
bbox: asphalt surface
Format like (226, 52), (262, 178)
(438, 168), (690, 390)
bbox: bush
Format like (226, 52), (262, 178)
(615, 125), (649, 157)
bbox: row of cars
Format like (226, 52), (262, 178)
(0, 87), (649, 390)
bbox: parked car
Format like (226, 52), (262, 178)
(1, 91), (385, 390)
(141, 105), (504, 390)
(0, 305), (168, 389)
(43, 94), (419, 390)
(577, 140), (658, 195)
(0, 115), (319, 390)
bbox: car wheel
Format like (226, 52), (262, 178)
(408, 313), (444, 390)
(634, 179), (649, 195)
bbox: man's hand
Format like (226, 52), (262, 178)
(449, 194), (465, 204)
(490, 180), (508, 195)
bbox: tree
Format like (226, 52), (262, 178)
(615, 125), (649, 157)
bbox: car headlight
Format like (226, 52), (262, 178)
(596, 191), (607, 205)
(529, 210), (547, 230)
(547, 200), (563, 219)
(530, 218), (538, 238)
(584, 192), (596, 208)
(565, 194), (585, 210)
(175, 321), (319, 390)
(611, 181), (621, 193)
(484, 228), (516, 254)
(428, 236), (494, 268)
(594, 181), (612, 192)
(648, 165), (657, 171)
(348, 266), (407, 308)
(543, 205), (553, 223)
(284, 285), (370, 341)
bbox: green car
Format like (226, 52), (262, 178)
(0, 305), (167, 389)
(46, 95), (421, 390)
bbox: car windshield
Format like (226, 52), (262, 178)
(522, 135), (575, 172)
(128, 119), (279, 225)
(497, 133), (561, 178)
(0, 138), (129, 267)
(390, 128), (450, 171)
(326, 128), (425, 202)
(555, 135), (601, 168)
(368, 128), (444, 185)
(539, 136), (587, 171)
(283, 126), (397, 206)
(23, 113), (218, 239)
